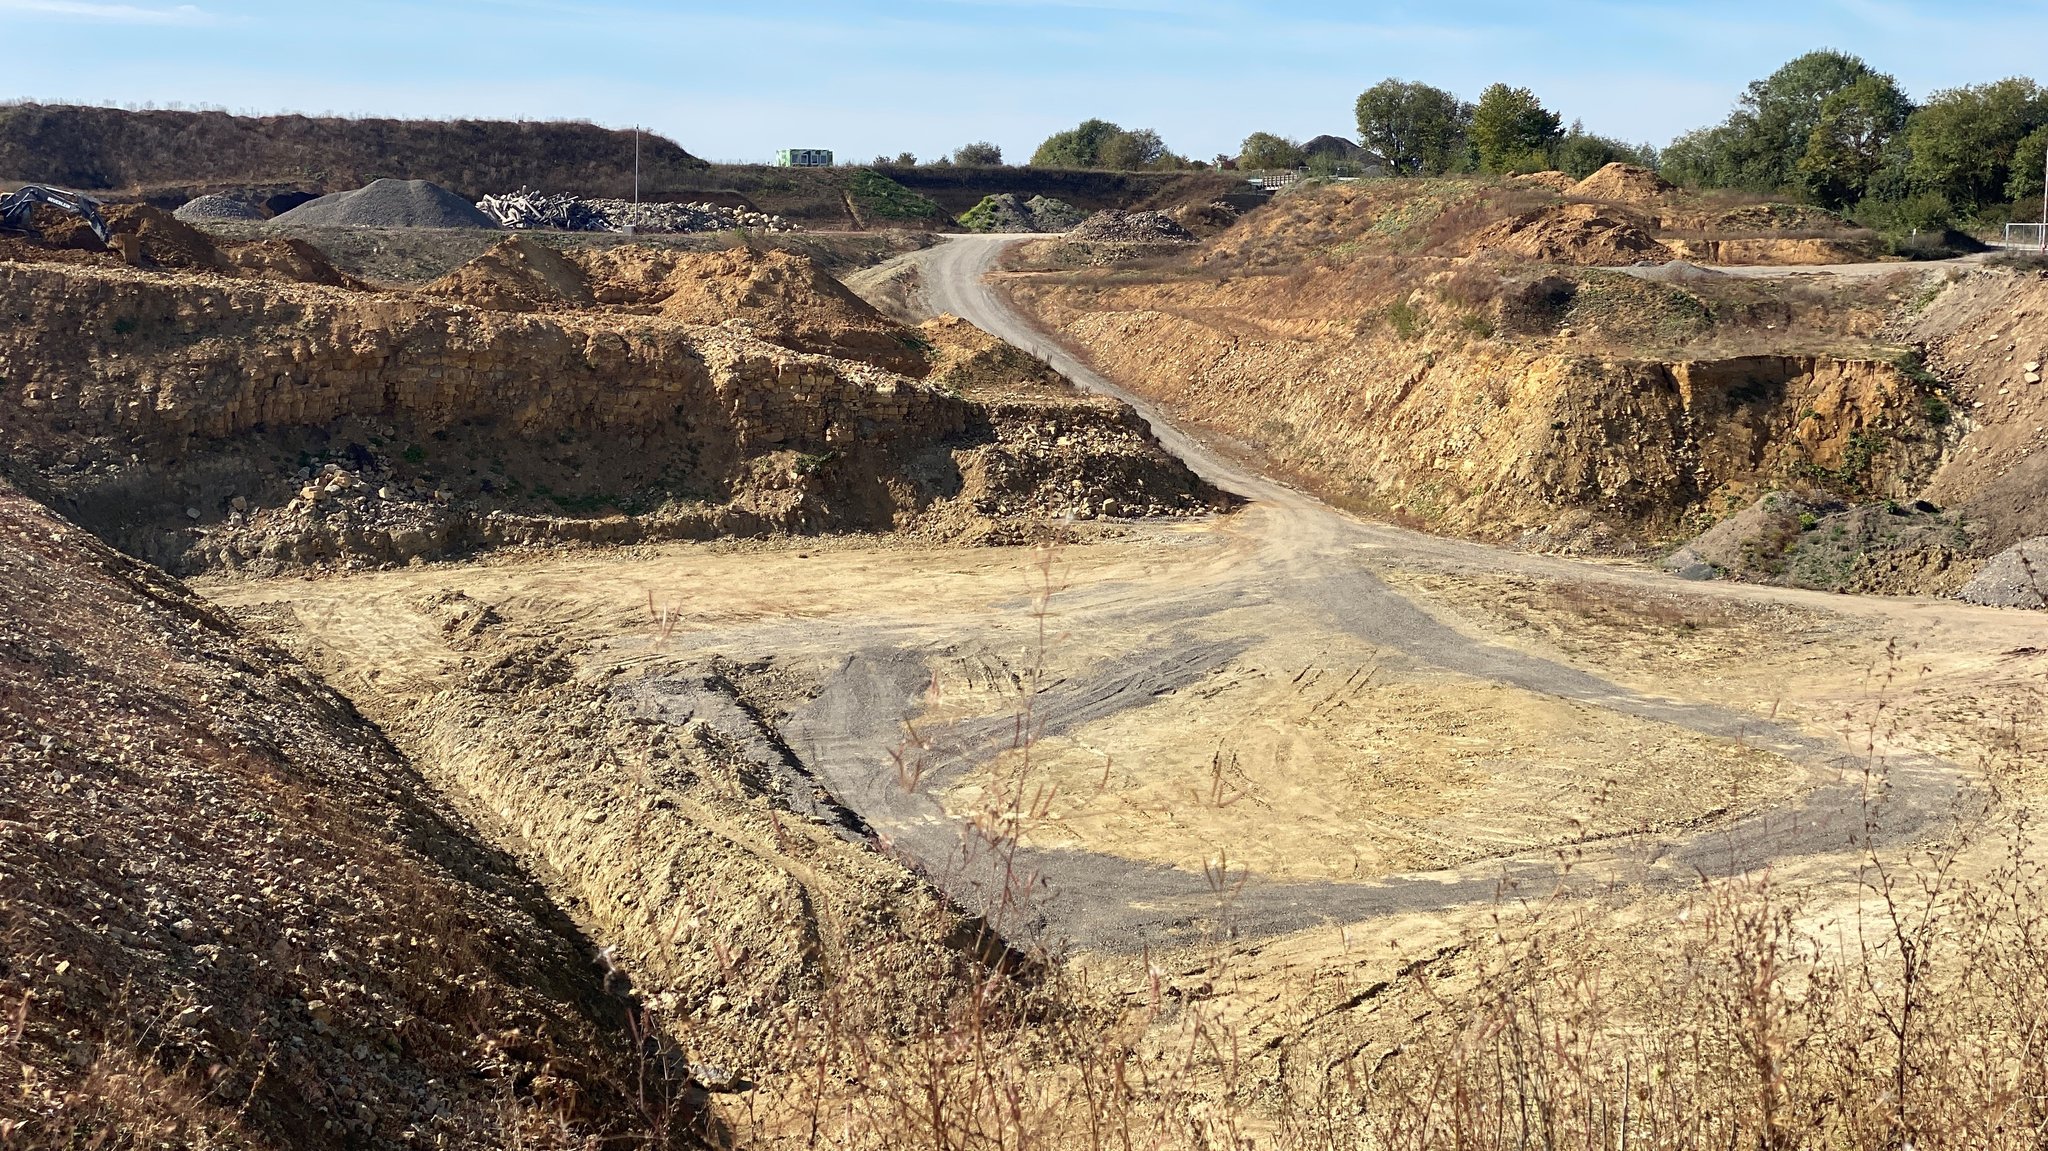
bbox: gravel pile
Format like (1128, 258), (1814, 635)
(960, 193), (1086, 233)
(1068, 209), (1196, 244)
(1958, 537), (2048, 608)
(271, 178), (499, 229)
(476, 187), (793, 233)
(172, 194), (265, 223)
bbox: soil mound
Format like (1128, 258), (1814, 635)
(960, 193), (1086, 233)
(1570, 162), (1676, 204)
(1069, 209), (1196, 244)
(272, 178), (499, 230)
(1473, 202), (1673, 265)
(220, 236), (357, 287)
(424, 234), (596, 312)
(1959, 537), (2048, 608)
(644, 246), (928, 374)
(1511, 171), (1578, 193)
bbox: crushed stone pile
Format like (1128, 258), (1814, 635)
(270, 178), (499, 229)
(1958, 537), (2048, 608)
(959, 193), (1086, 233)
(1472, 202), (1673, 265)
(476, 187), (793, 233)
(1067, 209), (1196, 244)
(1570, 162), (1676, 204)
(172, 193), (265, 222)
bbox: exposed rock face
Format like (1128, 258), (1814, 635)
(1015, 276), (1945, 549)
(0, 260), (969, 570)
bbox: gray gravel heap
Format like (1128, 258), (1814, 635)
(1959, 537), (2048, 609)
(271, 179), (499, 230)
(173, 194), (265, 223)
(476, 187), (792, 234)
(1068, 209), (1196, 243)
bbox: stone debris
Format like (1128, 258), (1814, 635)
(959, 193), (1086, 233)
(172, 193), (266, 223)
(1958, 537), (2048, 609)
(476, 187), (793, 234)
(1067, 209), (1197, 244)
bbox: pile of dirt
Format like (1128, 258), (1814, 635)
(958, 194), (1085, 234)
(1666, 236), (1880, 266)
(172, 193), (265, 222)
(1959, 537), (2048, 608)
(0, 483), (657, 1146)
(1569, 162), (1676, 204)
(271, 178), (499, 230)
(423, 234), (596, 312)
(1068, 209), (1196, 244)
(1472, 202), (1673, 265)
(1511, 171), (1578, 193)
(4, 203), (360, 286)
(648, 247), (928, 375)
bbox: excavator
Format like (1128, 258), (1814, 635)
(0, 184), (114, 247)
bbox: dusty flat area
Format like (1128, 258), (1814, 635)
(200, 237), (2048, 957)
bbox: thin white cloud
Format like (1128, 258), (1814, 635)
(0, 0), (209, 23)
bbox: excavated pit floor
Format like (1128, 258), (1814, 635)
(197, 237), (2048, 956)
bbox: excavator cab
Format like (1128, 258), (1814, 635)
(0, 184), (114, 248)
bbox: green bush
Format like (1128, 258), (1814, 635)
(1386, 299), (1424, 339)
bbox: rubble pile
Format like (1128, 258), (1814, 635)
(1067, 209), (1197, 244)
(476, 187), (794, 233)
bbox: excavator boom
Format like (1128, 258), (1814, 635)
(0, 185), (114, 247)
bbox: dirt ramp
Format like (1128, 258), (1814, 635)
(0, 485), (656, 1147)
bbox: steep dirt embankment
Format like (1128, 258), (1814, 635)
(0, 485), (659, 1148)
(1013, 268), (1940, 550)
(1903, 267), (2048, 552)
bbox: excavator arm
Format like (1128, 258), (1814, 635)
(0, 185), (114, 247)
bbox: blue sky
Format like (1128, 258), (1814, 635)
(5, 1), (2044, 165)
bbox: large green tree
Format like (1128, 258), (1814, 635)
(1906, 78), (2048, 209)
(1238, 132), (1305, 170)
(1663, 50), (1888, 194)
(1554, 121), (1657, 179)
(1030, 120), (1176, 170)
(1469, 84), (1562, 173)
(1031, 119), (1123, 168)
(1355, 79), (1470, 176)
(1798, 73), (1913, 208)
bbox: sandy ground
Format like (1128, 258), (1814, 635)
(199, 237), (2048, 959)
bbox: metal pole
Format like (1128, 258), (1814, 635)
(635, 126), (642, 206)
(2038, 144), (2044, 251)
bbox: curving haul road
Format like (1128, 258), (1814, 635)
(770, 235), (1972, 953)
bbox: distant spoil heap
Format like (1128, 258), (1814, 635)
(477, 187), (793, 233)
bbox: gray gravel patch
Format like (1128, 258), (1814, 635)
(173, 194), (265, 223)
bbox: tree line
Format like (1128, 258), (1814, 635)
(881, 49), (2048, 237)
